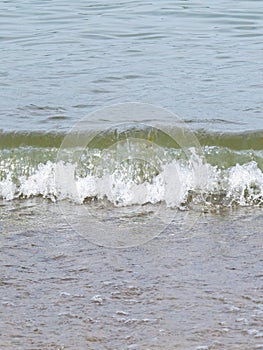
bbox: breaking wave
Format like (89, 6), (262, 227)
(1, 145), (263, 208)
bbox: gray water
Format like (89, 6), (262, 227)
(1, 0), (263, 132)
(1, 1), (263, 349)
(0, 200), (263, 349)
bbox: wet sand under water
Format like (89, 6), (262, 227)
(0, 200), (262, 350)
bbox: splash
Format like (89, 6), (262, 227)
(1, 147), (263, 208)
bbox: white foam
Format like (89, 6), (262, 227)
(0, 155), (263, 208)
(227, 161), (263, 206)
(0, 174), (16, 201)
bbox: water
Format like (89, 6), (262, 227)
(1, 0), (263, 132)
(0, 1), (263, 349)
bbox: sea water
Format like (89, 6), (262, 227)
(0, 1), (262, 349)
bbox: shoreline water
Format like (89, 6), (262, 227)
(1, 0), (263, 348)
(0, 200), (262, 349)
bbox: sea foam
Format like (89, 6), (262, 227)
(1, 149), (263, 208)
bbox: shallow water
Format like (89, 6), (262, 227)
(0, 200), (263, 349)
(1, 1), (263, 349)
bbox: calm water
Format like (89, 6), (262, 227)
(0, 1), (263, 349)
(1, 0), (263, 132)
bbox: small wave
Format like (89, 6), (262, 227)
(1, 147), (263, 208)
(1, 128), (263, 150)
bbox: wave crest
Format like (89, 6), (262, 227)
(1, 148), (263, 208)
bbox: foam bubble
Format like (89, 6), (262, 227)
(0, 150), (263, 208)
(227, 161), (263, 206)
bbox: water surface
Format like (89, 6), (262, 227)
(1, 0), (263, 132)
(0, 1), (262, 349)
